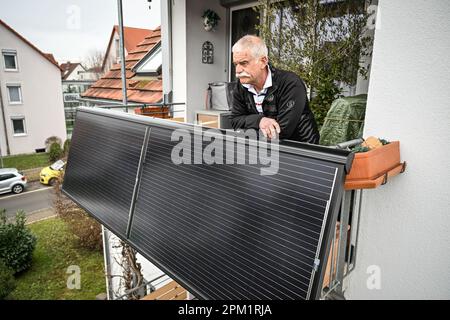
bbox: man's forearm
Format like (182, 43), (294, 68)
(229, 113), (264, 131)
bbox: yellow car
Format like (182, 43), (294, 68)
(40, 160), (65, 186)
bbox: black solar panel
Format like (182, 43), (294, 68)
(62, 111), (147, 236)
(62, 107), (353, 300)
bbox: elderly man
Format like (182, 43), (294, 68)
(229, 35), (320, 144)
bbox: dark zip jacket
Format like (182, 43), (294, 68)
(229, 66), (320, 144)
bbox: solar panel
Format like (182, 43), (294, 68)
(62, 107), (354, 300)
(62, 111), (147, 236)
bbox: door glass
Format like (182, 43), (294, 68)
(0, 174), (15, 181)
(230, 6), (260, 81)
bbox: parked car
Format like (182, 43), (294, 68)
(0, 168), (27, 195)
(40, 160), (65, 186)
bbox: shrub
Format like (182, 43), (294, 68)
(49, 142), (63, 163)
(0, 209), (37, 274)
(0, 260), (16, 300)
(45, 136), (62, 152)
(63, 139), (71, 157)
(54, 183), (103, 251)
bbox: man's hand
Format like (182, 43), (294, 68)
(259, 117), (281, 140)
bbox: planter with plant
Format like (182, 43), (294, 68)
(202, 9), (221, 31)
(345, 137), (406, 190)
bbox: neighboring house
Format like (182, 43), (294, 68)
(0, 19), (66, 156)
(60, 62), (96, 137)
(81, 27), (164, 114)
(102, 25), (153, 74)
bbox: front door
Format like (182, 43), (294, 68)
(230, 4), (260, 81)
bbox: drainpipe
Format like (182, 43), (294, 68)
(0, 85), (11, 164)
(117, 0), (128, 112)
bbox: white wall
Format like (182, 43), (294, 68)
(0, 23), (67, 156)
(64, 64), (85, 81)
(345, 0), (450, 299)
(165, 0), (228, 122)
(104, 31), (122, 74)
(169, 0), (187, 120)
(185, 0), (228, 123)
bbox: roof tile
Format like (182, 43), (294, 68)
(82, 27), (162, 105)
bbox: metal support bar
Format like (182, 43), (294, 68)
(117, 0), (128, 111)
(335, 190), (352, 295)
(126, 127), (151, 238)
(350, 190), (364, 272)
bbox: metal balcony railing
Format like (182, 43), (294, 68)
(320, 189), (364, 300)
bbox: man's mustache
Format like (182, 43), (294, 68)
(236, 72), (251, 79)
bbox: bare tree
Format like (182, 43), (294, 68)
(83, 49), (105, 80)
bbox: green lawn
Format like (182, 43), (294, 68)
(8, 218), (105, 300)
(2, 153), (50, 171)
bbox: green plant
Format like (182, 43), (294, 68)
(45, 136), (62, 150)
(257, 0), (373, 126)
(0, 259), (16, 300)
(0, 209), (37, 274)
(9, 218), (105, 300)
(351, 145), (370, 153)
(63, 139), (71, 157)
(49, 142), (63, 162)
(202, 9), (221, 31)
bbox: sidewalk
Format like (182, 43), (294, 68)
(25, 208), (57, 225)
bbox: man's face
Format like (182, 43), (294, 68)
(233, 50), (266, 85)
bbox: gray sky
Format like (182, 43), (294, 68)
(0, 0), (161, 64)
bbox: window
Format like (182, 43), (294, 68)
(2, 50), (18, 71)
(0, 174), (16, 181)
(135, 43), (162, 75)
(7, 85), (22, 104)
(115, 38), (120, 63)
(11, 117), (26, 135)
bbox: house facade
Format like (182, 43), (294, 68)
(102, 25), (153, 74)
(60, 62), (96, 137)
(92, 0), (449, 299)
(81, 27), (163, 110)
(0, 19), (66, 156)
(156, 0), (449, 299)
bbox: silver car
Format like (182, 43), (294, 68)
(0, 168), (27, 195)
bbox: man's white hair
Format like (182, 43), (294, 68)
(232, 35), (268, 59)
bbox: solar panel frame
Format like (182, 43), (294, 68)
(62, 107), (353, 300)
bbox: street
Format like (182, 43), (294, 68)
(0, 182), (56, 219)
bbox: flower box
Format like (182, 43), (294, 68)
(345, 141), (406, 190)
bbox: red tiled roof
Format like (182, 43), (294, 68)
(0, 19), (60, 70)
(101, 25), (153, 71)
(60, 62), (83, 80)
(82, 27), (162, 105)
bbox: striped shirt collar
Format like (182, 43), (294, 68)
(242, 66), (272, 96)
